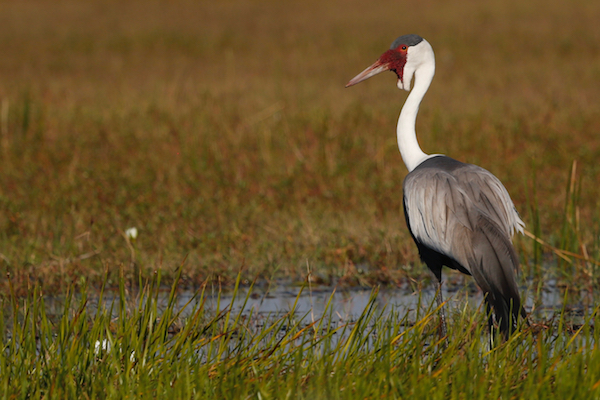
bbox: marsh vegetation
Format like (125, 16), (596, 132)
(0, 0), (599, 397)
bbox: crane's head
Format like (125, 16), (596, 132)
(346, 34), (434, 91)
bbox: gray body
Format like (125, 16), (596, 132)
(403, 155), (525, 335)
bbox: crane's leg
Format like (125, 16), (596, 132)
(486, 301), (496, 348)
(418, 248), (449, 344)
(435, 281), (448, 341)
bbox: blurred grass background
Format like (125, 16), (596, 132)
(0, 0), (599, 293)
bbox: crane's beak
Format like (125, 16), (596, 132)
(345, 61), (390, 88)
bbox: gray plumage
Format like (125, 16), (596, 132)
(403, 156), (526, 336)
(390, 34), (423, 49)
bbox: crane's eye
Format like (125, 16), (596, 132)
(401, 45), (407, 51)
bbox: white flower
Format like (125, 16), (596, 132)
(94, 339), (136, 362)
(125, 227), (138, 240)
(94, 339), (111, 354)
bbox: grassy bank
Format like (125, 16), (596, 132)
(0, 0), (599, 293)
(1, 274), (599, 399)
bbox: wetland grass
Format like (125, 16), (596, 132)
(0, 1), (599, 396)
(1, 273), (600, 399)
(0, 0), (598, 293)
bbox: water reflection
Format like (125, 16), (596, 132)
(42, 277), (594, 328)
(174, 278), (592, 326)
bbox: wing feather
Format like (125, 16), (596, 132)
(403, 159), (524, 269)
(402, 157), (526, 334)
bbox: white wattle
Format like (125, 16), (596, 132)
(396, 44), (438, 172)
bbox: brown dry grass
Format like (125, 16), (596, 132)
(0, 0), (598, 293)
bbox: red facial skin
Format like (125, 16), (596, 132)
(345, 44), (410, 88)
(379, 45), (408, 84)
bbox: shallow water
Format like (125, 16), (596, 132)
(182, 277), (593, 325)
(7, 276), (594, 361)
(40, 275), (594, 330)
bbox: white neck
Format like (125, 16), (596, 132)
(397, 58), (436, 172)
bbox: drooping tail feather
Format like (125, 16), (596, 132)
(468, 215), (525, 337)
